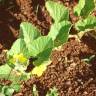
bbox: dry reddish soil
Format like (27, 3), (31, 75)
(0, 0), (20, 51)
(0, 0), (96, 96)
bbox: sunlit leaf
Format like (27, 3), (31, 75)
(48, 21), (71, 47)
(8, 39), (29, 58)
(20, 22), (41, 45)
(28, 36), (53, 65)
(74, 0), (95, 17)
(2, 86), (14, 96)
(46, 1), (69, 22)
(75, 15), (96, 31)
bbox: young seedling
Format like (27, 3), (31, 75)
(7, 22), (53, 77)
(46, 87), (58, 96)
(46, 1), (71, 47)
(6, 1), (71, 77)
(82, 55), (96, 64)
(73, 0), (96, 39)
(32, 84), (39, 96)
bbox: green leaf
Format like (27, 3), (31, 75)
(74, 0), (95, 17)
(0, 85), (3, 92)
(28, 36), (53, 65)
(10, 84), (20, 92)
(46, 1), (69, 22)
(74, 0), (85, 16)
(20, 22), (41, 45)
(75, 16), (96, 31)
(48, 21), (71, 47)
(0, 64), (23, 84)
(2, 86), (14, 96)
(8, 39), (29, 58)
(0, 64), (12, 79)
(28, 36), (53, 56)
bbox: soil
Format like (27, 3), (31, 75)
(0, 0), (96, 96)
(0, 0), (20, 50)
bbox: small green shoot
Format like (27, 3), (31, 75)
(46, 87), (58, 96)
(32, 84), (39, 96)
(82, 55), (95, 64)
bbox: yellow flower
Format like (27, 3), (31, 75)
(32, 60), (52, 77)
(32, 64), (47, 77)
(13, 53), (27, 63)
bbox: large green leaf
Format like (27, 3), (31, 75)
(20, 22), (41, 45)
(8, 38), (29, 57)
(46, 1), (69, 22)
(48, 21), (71, 47)
(74, 0), (95, 17)
(28, 36), (53, 65)
(75, 15), (96, 31)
